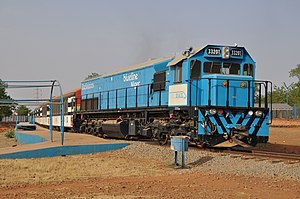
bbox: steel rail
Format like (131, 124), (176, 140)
(251, 150), (300, 161)
(194, 145), (300, 162)
(218, 148), (300, 162)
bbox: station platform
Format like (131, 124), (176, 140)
(0, 125), (128, 159)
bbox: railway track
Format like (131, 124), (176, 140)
(118, 138), (300, 163)
(144, 139), (300, 163)
(207, 147), (300, 163)
(30, 125), (300, 163)
(249, 150), (300, 162)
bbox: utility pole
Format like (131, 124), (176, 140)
(35, 88), (40, 99)
(283, 82), (294, 104)
(34, 88), (43, 100)
(33, 88), (42, 109)
(283, 82), (295, 119)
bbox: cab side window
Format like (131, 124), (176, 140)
(243, 63), (254, 77)
(190, 60), (201, 79)
(153, 71), (166, 91)
(174, 62), (182, 83)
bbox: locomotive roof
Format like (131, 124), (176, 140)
(83, 44), (250, 82)
(83, 56), (174, 82)
(167, 45), (249, 66)
(167, 47), (202, 66)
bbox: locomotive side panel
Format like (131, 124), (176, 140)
(81, 58), (172, 111)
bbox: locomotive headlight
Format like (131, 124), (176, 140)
(222, 47), (230, 59)
(222, 81), (228, 88)
(255, 110), (263, 117)
(209, 109), (217, 115)
(240, 82), (247, 89)
(248, 110), (254, 116)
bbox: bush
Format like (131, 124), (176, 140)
(5, 128), (15, 139)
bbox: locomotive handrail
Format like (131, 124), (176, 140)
(79, 77), (272, 124)
(187, 77), (272, 84)
(80, 80), (170, 111)
(187, 78), (272, 111)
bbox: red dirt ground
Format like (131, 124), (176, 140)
(1, 172), (299, 199)
(0, 124), (299, 198)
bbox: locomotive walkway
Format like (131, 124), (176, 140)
(0, 125), (128, 159)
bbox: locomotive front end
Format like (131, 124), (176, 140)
(186, 45), (272, 146)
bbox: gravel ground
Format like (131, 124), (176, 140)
(1, 137), (300, 198)
(117, 141), (300, 181)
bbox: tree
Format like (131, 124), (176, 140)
(289, 86), (300, 106)
(288, 65), (300, 106)
(0, 79), (13, 117)
(289, 64), (300, 82)
(271, 85), (288, 104)
(16, 105), (30, 116)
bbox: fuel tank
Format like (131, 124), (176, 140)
(102, 120), (129, 138)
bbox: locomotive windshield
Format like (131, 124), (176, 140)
(223, 63), (240, 75)
(203, 62), (245, 76)
(203, 62), (222, 74)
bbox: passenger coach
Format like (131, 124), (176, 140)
(35, 89), (81, 130)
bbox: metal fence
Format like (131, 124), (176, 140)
(272, 106), (299, 119)
(1, 116), (29, 123)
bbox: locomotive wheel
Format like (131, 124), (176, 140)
(152, 128), (159, 141)
(79, 126), (85, 133)
(87, 127), (91, 134)
(158, 133), (168, 145)
(92, 128), (98, 136)
(250, 137), (258, 147)
(200, 142), (208, 148)
(246, 136), (258, 147)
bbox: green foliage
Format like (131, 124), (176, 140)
(272, 85), (287, 104)
(16, 105), (30, 116)
(288, 86), (300, 106)
(0, 79), (13, 117)
(270, 64), (300, 106)
(5, 128), (15, 139)
(270, 84), (300, 106)
(289, 64), (300, 82)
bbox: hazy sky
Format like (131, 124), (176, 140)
(1, 0), (300, 99)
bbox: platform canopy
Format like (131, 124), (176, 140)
(0, 80), (65, 145)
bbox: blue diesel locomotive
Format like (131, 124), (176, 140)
(74, 44), (272, 147)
